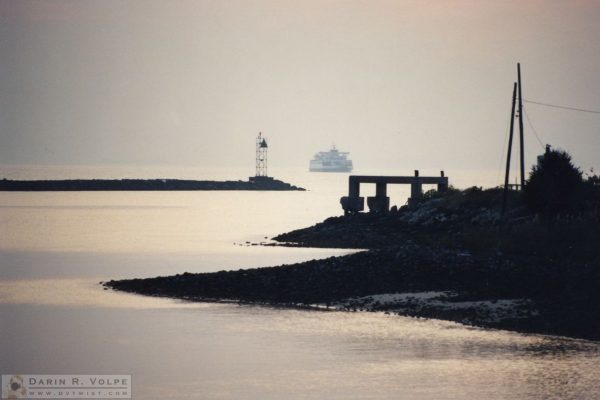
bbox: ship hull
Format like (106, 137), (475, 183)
(309, 160), (353, 172)
(309, 166), (353, 172)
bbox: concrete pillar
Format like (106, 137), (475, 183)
(367, 196), (390, 213)
(375, 182), (387, 197)
(410, 182), (422, 200)
(408, 171), (422, 208)
(437, 171), (448, 192)
(368, 182), (390, 213)
(342, 176), (364, 214)
(340, 196), (364, 214)
(349, 177), (360, 198)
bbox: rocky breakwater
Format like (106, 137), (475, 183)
(0, 176), (304, 191)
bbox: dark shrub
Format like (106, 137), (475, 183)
(524, 149), (584, 217)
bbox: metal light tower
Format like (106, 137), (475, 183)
(255, 132), (268, 177)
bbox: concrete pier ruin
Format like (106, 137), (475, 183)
(340, 170), (448, 214)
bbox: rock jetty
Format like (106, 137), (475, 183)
(0, 176), (304, 191)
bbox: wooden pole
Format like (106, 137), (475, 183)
(502, 82), (518, 216)
(517, 63), (525, 188)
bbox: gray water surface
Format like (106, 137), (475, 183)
(1, 167), (599, 399)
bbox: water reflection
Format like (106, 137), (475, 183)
(4, 299), (598, 400)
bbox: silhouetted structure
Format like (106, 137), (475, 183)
(256, 132), (268, 177)
(501, 63), (528, 216)
(340, 171), (449, 214)
(517, 63), (526, 188)
(0, 178), (304, 191)
(502, 82), (518, 216)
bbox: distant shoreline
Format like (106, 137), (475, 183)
(0, 176), (305, 191)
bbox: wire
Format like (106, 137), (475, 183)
(522, 108), (546, 150)
(524, 99), (600, 114)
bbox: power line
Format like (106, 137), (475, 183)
(522, 108), (546, 150)
(524, 99), (600, 114)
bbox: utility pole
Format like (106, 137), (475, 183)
(517, 63), (525, 188)
(502, 82), (518, 216)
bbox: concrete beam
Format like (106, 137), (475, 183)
(348, 175), (448, 185)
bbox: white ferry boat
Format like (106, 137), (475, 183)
(309, 145), (353, 172)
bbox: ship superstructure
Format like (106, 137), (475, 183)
(309, 145), (353, 172)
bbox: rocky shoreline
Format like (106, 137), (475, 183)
(104, 187), (600, 341)
(104, 245), (546, 335)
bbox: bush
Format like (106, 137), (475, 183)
(583, 173), (600, 219)
(422, 185), (460, 201)
(523, 149), (584, 217)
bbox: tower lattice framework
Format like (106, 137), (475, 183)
(255, 132), (268, 177)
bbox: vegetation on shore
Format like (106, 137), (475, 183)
(105, 149), (600, 340)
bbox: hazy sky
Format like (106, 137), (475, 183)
(1, 0), (599, 174)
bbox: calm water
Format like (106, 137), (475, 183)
(1, 166), (599, 399)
